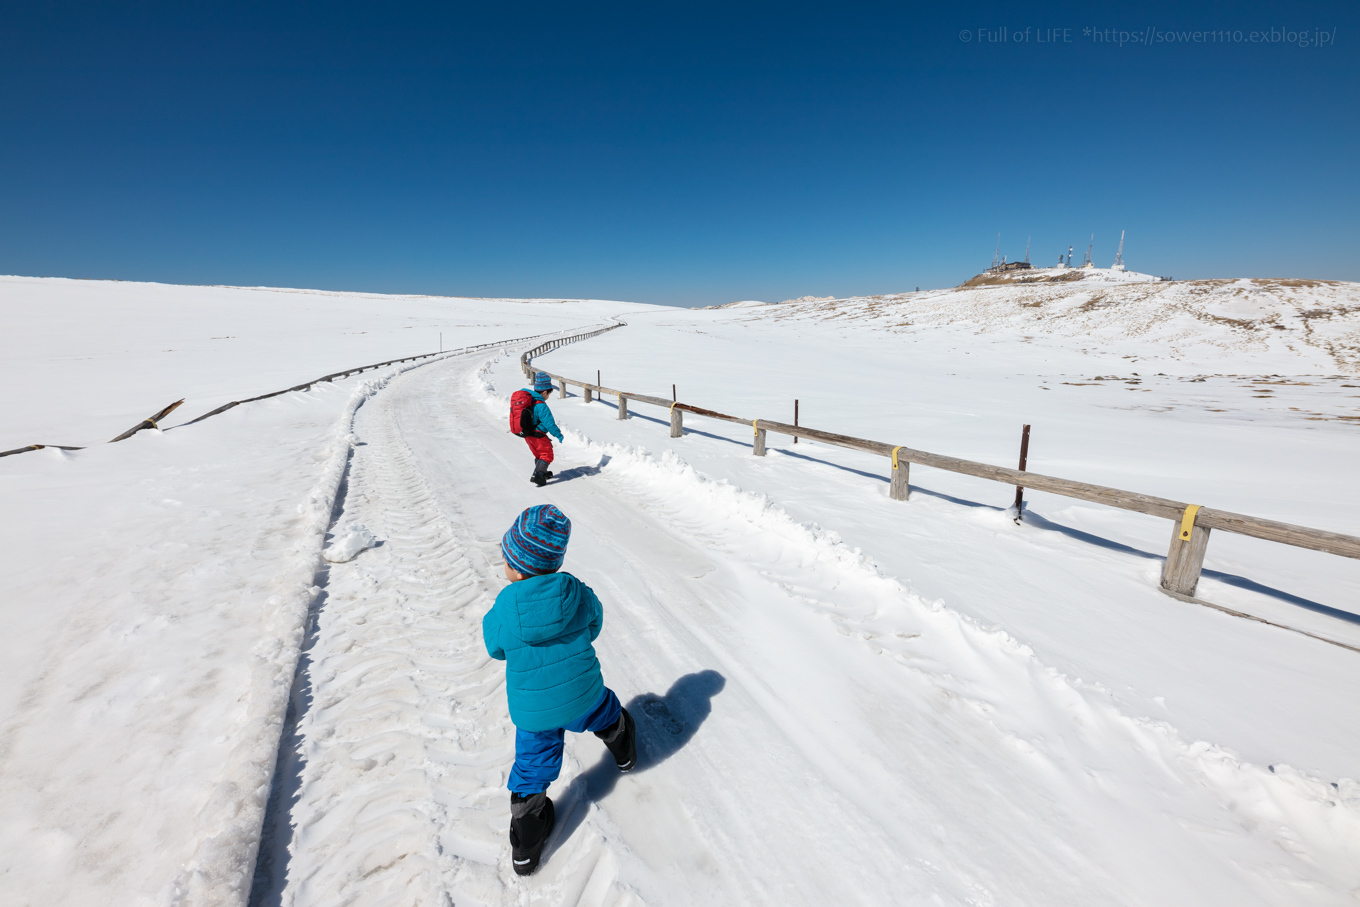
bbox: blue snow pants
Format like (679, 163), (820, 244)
(508, 687), (623, 795)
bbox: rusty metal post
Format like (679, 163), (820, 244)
(1013, 424), (1031, 521)
(794, 399), (799, 443)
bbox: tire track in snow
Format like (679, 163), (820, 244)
(259, 390), (511, 905)
(257, 366), (645, 907)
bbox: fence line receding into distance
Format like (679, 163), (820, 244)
(519, 336), (1360, 653)
(0, 326), (612, 459)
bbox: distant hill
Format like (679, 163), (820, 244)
(760, 274), (1360, 374)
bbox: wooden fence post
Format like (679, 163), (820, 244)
(558, 378), (568, 397)
(1161, 505), (1211, 597)
(889, 447), (910, 501)
(670, 405), (683, 438)
(584, 385), (593, 403)
(753, 421), (767, 456)
(617, 395), (629, 420)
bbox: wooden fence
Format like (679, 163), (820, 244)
(0, 326), (609, 460)
(520, 341), (1360, 652)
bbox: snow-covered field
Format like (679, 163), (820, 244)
(2, 274), (1358, 905)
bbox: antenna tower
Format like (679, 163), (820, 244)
(1112, 230), (1126, 270)
(1081, 234), (1094, 268)
(1024, 236), (1031, 264)
(991, 233), (1000, 271)
(1066, 245), (1074, 267)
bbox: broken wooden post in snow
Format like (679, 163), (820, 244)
(753, 420), (767, 456)
(109, 399), (185, 443)
(1161, 505), (1211, 597)
(617, 395), (628, 420)
(890, 446), (910, 501)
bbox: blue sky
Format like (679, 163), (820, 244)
(1, 1), (1356, 305)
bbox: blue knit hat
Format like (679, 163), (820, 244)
(533, 372), (554, 393)
(502, 504), (571, 576)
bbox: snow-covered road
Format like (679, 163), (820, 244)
(253, 349), (1360, 906)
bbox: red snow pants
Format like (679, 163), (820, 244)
(525, 435), (554, 464)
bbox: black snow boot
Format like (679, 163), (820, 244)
(595, 707), (636, 772)
(509, 792), (555, 876)
(530, 459), (551, 487)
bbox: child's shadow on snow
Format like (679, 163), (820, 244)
(548, 669), (726, 851)
(552, 455), (610, 484)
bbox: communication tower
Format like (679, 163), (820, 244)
(1112, 230), (1126, 271)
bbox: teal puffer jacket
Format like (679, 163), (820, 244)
(482, 571), (605, 732)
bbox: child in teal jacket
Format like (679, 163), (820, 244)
(483, 504), (636, 876)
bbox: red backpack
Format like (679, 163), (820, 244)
(509, 390), (542, 437)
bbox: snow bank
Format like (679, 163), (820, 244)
(168, 374), (370, 905)
(581, 441), (1360, 892)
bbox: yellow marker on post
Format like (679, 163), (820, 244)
(892, 446), (903, 470)
(1179, 504), (1202, 541)
(753, 419), (760, 437)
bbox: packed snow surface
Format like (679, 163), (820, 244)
(2, 275), (1358, 905)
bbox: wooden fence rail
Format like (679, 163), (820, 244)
(0, 325), (601, 460)
(520, 340), (1360, 649)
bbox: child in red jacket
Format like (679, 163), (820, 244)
(510, 373), (566, 487)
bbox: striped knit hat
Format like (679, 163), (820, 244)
(533, 372), (554, 392)
(502, 505), (571, 576)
